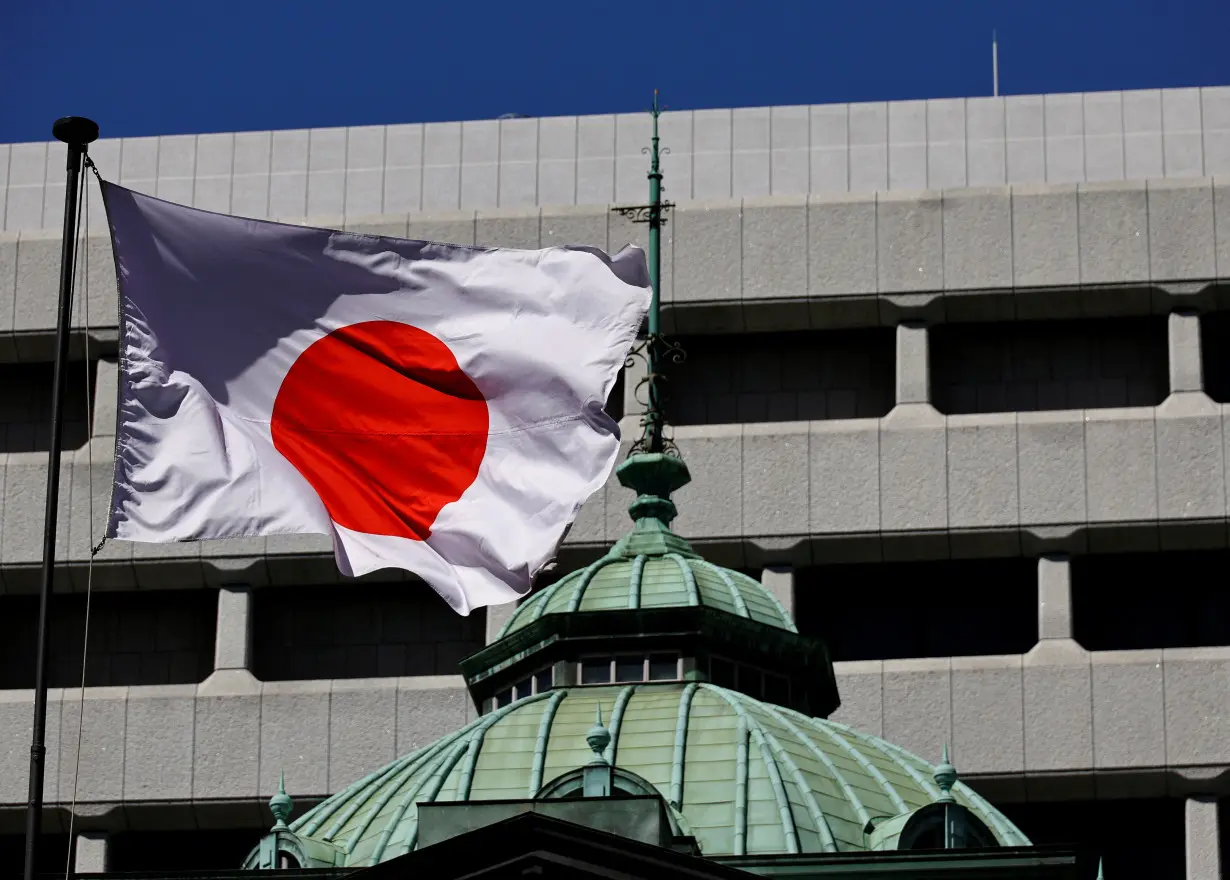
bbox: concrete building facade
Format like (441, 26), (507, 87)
(0, 85), (1228, 877)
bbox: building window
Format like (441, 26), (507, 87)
(106, 829), (269, 872)
(795, 558), (1038, 661)
(996, 797), (1184, 880)
(252, 582), (484, 681)
(648, 654), (679, 681)
(1072, 550), (1230, 650)
(663, 329), (895, 425)
(0, 590), (215, 689)
(576, 653), (682, 685)
(706, 655), (791, 705)
(491, 665), (555, 712)
(0, 359), (97, 453)
(931, 317), (1168, 415)
(1202, 311), (1230, 402)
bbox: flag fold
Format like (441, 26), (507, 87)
(102, 183), (649, 614)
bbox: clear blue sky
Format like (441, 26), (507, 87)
(2, 0), (1228, 144)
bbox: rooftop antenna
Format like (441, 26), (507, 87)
(992, 30), (1000, 97)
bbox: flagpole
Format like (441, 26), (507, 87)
(24, 115), (99, 880)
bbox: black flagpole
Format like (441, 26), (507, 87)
(24, 116), (99, 880)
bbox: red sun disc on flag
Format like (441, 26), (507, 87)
(271, 320), (489, 541)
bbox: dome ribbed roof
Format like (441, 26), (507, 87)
(500, 552), (796, 637)
(290, 682), (1029, 867)
(500, 452), (795, 638)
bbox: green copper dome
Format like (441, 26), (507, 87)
(287, 682), (1029, 867)
(500, 551), (795, 637)
(501, 452), (794, 638)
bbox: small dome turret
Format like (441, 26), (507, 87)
(458, 451), (839, 718)
(503, 453), (792, 636)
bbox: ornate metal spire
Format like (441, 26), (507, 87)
(616, 91), (682, 457)
(643, 90), (667, 454)
(607, 93), (693, 548)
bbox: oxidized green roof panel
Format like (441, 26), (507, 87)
(291, 683), (1029, 868)
(500, 554), (797, 638)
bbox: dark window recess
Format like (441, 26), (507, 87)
(1221, 799), (1230, 879)
(663, 329), (894, 425)
(795, 559), (1037, 661)
(1202, 311), (1230, 403)
(648, 654), (678, 680)
(0, 834), (69, 874)
(931, 317), (1169, 415)
(580, 657), (612, 684)
(0, 359), (97, 453)
(1073, 550), (1230, 650)
(709, 657), (736, 689)
(108, 828), (266, 871)
(997, 797), (1184, 880)
(763, 673), (789, 706)
(736, 666), (763, 700)
(0, 590), (215, 689)
(252, 582), (484, 681)
(615, 656), (643, 682)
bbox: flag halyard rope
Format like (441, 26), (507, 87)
(63, 165), (98, 880)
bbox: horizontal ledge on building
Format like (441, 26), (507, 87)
(1, 652), (1227, 811)
(5, 178), (1230, 340)
(3, 520), (1230, 590)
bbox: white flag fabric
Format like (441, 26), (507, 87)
(102, 183), (649, 614)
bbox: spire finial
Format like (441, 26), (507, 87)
(638, 88), (667, 456)
(1096, 857), (1104, 880)
(617, 89), (680, 458)
(934, 744), (958, 804)
(270, 770), (294, 830)
(611, 92), (692, 544)
(586, 703), (612, 761)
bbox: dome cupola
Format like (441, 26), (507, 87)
(458, 450), (840, 719)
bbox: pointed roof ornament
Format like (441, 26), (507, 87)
(582, 703), (615, 797)
(1096, 857), (1104, 880)
(586, 703), (612, 763)
(618, 90), (680, 461)
(934, 744), (958, 804)
(270, 771), (294, 831)
(612, 91), (691, 540)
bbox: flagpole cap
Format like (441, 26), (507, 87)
(52, 117), (100, 147)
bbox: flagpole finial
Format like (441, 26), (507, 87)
(52, 117), (99, 147)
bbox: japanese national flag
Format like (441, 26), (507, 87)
(101, 183), (649, 614)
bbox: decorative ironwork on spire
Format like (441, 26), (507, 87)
(614, 91), (684, 457)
